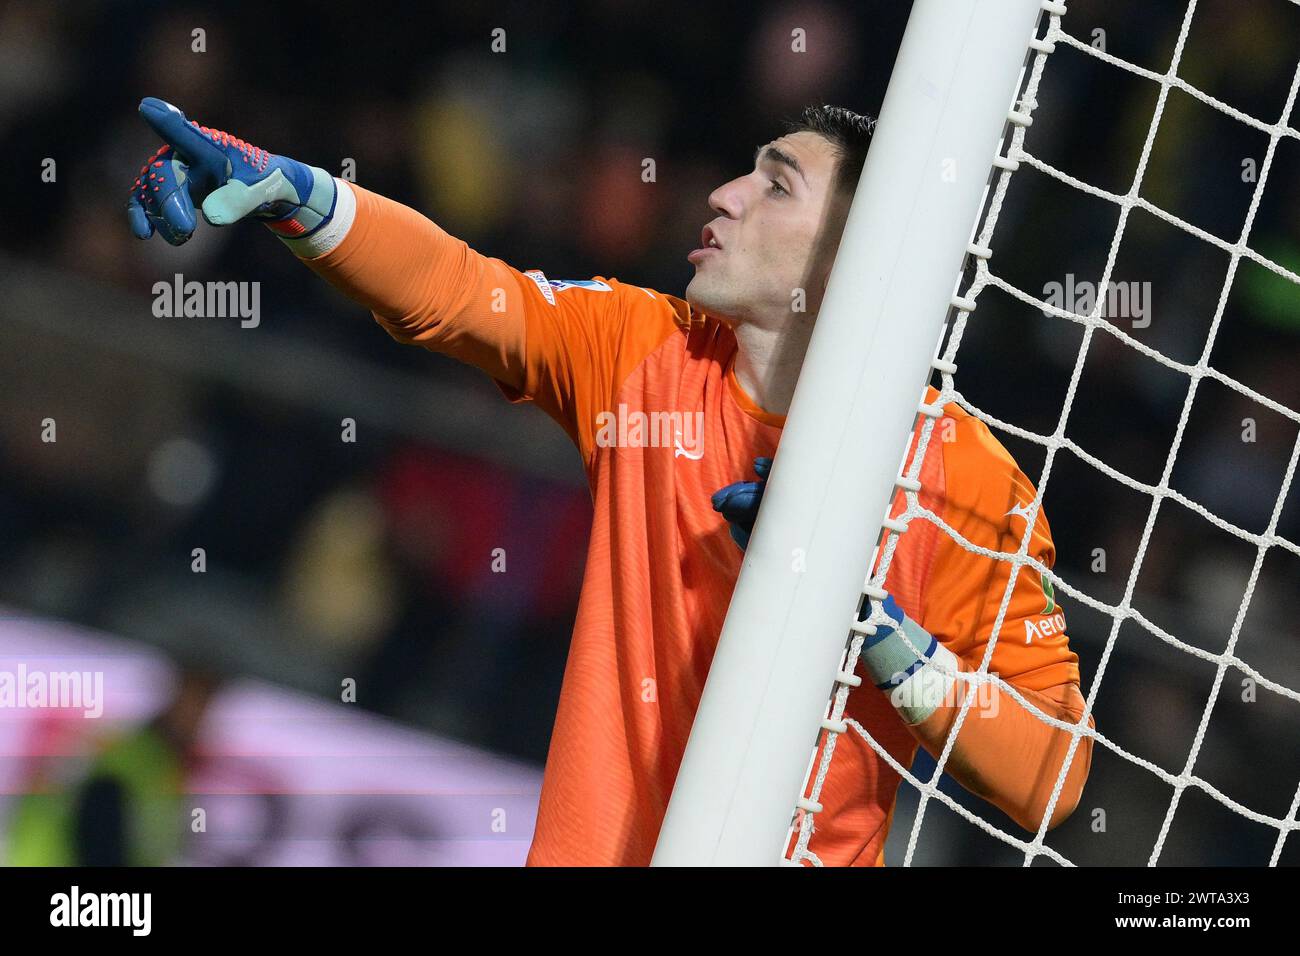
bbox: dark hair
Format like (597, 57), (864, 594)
(786, 104), (877, 194)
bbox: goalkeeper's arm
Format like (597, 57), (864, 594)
(126, 97), (540, 400)
(858, 596), (1094, 832)
(127, 97), (656, 462)
(713, 464), (1094, 832)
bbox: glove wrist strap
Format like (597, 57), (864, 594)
(273, 175), (357, 259)
(860, 606), (960, 725)
(263, 165), (337, 237)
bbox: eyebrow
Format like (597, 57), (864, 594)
(753, 144), (808, 187)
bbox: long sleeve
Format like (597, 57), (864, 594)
(296, 183), (683, 461)
(903, 406), (1093, 830)
(909, 670), (1094, 831)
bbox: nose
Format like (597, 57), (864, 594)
(707, 174), (746, 221)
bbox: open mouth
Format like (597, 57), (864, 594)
(688, 225), (722, 264)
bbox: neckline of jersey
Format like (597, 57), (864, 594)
(725, 361), (788, 428)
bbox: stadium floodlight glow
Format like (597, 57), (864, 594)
(652, 0), (1049, 866)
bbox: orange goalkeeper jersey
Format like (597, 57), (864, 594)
(305, 184), (1084, 866)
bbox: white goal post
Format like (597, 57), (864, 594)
(652, 0), (1050, 866)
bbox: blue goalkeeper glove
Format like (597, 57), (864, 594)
(710, 456), (772, 551)
(126, 97), (337, 246)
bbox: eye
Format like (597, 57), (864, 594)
(769, 179), (787, 196)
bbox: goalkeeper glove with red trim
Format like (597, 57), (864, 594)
(126, 97), (336, 246)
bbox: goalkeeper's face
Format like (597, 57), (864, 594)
(685, 131), (851, 329)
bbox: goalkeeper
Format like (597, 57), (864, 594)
(126, 97), (1094, 866)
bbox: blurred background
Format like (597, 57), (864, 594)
(0, 0), (1295, 865)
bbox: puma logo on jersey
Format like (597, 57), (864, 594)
(1004, 499), (1036, 525)
(674, 431), (703, 459)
